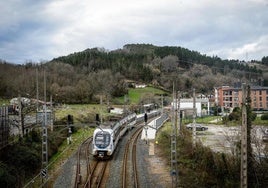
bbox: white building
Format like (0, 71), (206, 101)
(171, 98), (210, 117)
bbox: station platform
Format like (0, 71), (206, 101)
(141, 119), (157, 140)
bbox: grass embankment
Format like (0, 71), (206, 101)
(115, 86), (168, 104)
(25, 127), (94, 187)
(47, 127), (94, 186)
(253, 116), (268, 126)
(184, 115), (268, 126)
(54, 104), (113, 124)
(0, 98), (9, 106)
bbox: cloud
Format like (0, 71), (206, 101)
(0, 0), (268, 64)
(219, 35), (268, 60)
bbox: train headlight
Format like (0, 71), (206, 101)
(107, 149), (112, 155)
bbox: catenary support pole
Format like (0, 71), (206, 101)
(241, 84), (248, 188)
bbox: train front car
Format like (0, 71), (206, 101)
(92, 113), (137, 159)
(92, 128), (114, 159)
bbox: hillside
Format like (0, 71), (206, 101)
(252, 62), (268, 85)
(51, 43), (265, 91)
(0, 44), (267, 104)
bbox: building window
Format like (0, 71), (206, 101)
(259, 90), (262, 95)
(260, 97), (262, 101)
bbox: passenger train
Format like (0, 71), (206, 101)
(92, 110), (160, 159)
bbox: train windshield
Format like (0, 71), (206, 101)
(94, 131), (111, 148)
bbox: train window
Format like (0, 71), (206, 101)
(95, 132), (111, 148)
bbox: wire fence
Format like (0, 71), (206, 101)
(155, 112), (169, 130)
(0, 106), (9, 149)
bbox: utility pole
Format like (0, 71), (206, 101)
(171, 84), (178, 187)
(241, 84), (248, 188)
(193, 88), (196, 146)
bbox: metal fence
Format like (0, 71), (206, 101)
(0, 106), (9, 149)
(155, 112), (169, 130)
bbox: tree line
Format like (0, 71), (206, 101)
(0, 44), (266, 104)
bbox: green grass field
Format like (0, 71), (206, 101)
(0, 98), (9, 106)
(54, 104), (110, 123)
(115, 86), (168, 104)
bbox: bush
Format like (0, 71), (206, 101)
(157, 123), (240, 187)
(250, 112), (257, 121)
(228, 107), (241, 121)
(0, 162), (16, 188)
(0, 127), (68, 187)
(261, 113), (268, 120)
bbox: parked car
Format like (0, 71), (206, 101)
(186, 123), (208, 131)
(262, 129), (268, 142)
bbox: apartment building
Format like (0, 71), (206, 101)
(215, 85), (268, 111)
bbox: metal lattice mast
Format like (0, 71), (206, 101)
(241, 84), (248, 188)
(50, 95), (53, 132)
(18, 95), (23, 137)
(171, 85), (178, 187)
(193, 88), (196, 146)
(41, 70), (48, 182)
(177, 92), (181, 132)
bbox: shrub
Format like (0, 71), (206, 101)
(250, 112), (257, 121)
(228, 107), (241, 121)
(261, 113), (268, 120)
(0, 162), (16, 187)
(157, 123), (240, 187)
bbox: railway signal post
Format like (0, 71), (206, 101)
(144, 113), (148, 144)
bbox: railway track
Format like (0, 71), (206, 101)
(74, 136), (110, 188)
(122, 126), (143, 188)
(74, 136), (92, 188)
(84, 160), (110, 188)
(74, 116), (158, 188)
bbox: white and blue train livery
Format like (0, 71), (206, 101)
(92, 110), (161, 159)
(92, 113), (136, 159)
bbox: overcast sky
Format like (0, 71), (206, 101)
(1, 0), (268, 64)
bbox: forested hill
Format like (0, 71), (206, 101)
(51, 44), (265, 89)
(0, 44), (267, 103)
(53, 44), (261, 75)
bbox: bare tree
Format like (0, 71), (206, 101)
(161, 55), (179, 72)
